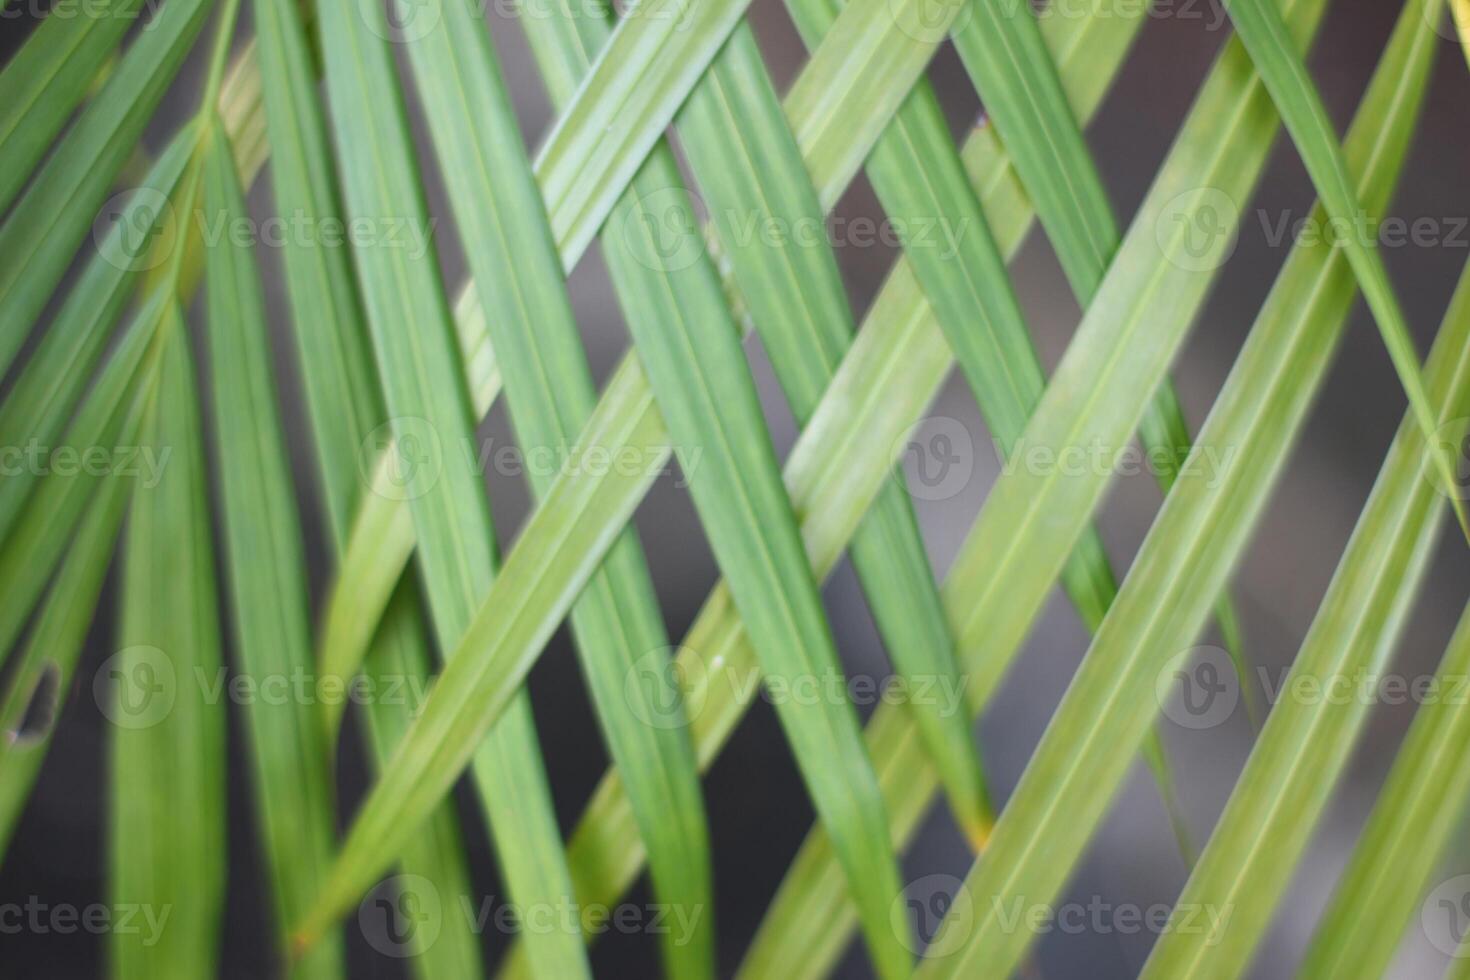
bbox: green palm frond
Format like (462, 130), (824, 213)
(111, 324), (226, 979)
(1, 0), (1466, 977)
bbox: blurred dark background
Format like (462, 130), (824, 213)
(2, 0), (1469, 976)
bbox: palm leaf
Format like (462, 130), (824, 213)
(396, 1), (712, 974)
(1223, 0), (1470, 539)
(302, 4), (1152, 971)
(247, 0), (485, 970)
(2, 2), (1461, 979)
(307, 0), (964, 957)
(199, 122), (343, 977)
(1298, 598), (1470, 978)
(0, 0), (145, 212)
(109, 323), (226, 979)
(533, 0), (752, 265)
(309, 0), (966, 749)
(951, 0), (1254, 722)
(0, 0), (209, 377)
(781, 0), (963, 205)
(0, 286), (171, 669)
(615, 140), (911, 980)
(915, 1), (1434, 974)
(306, 0), (587, 973)
(0, 126), (194, 549)
(0, 427), (136, 858)
(675, 21), (991, 842)
(1143, 261), (1470, 977)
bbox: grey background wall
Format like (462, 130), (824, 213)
(2, 0), (1468, 976)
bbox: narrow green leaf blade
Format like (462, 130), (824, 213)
(308, 0), (587, 972)
(200, 124), (343, 978)
(296, 5), (1150, 973)
(109, 324), (226, 979)
(298, 349), (668, 948)
(0, 126), (194, 550)
(247, 0), (487, 969)
(0, 0), (146, 212)
(1453, 0), (1470, 70)
(616, 152), (910, 980)
(675, 22), (991, 843)
(306, 0), (964, 705)
(1224, 0), (1470, 539)
(396, 2), (713, 974)
(0, 289), (168, 669)
(1145, 254), (1470, 979)
(1299, 598), (1470, 979)
(0, 0), (210, 378)
(532, 0), (752, 264)
(0, 430), (134, 859)
(914, 3), (1433, 974)
(782, 0), (965, 207)
(951, 0), (1253, 797)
